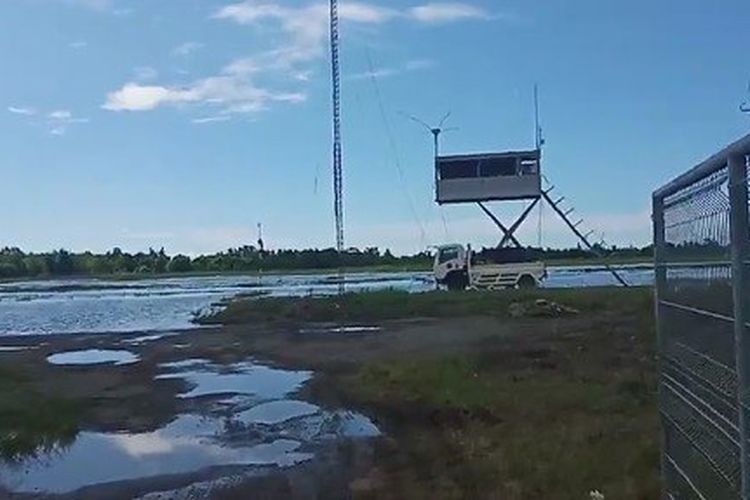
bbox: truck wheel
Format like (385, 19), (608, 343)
(517, 275), (537, 289)
(446, 272), (468, 291)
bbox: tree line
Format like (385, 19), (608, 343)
(0, 243), (656, 279)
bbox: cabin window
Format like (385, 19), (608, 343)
(439, 161), (477, 179)
(519, 158), (539, 175)
(437, 153), (540, 182)
(479, 157), (517, 177)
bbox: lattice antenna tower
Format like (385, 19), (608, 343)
(330, 0), (344, 253)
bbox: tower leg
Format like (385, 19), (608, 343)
(477, 202), (522, 248)
(477, 200), (540, 248)
(541, 191), (629, 287)
(499, 198), (540, 247)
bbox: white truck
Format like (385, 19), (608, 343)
(433, 244), (546, 291)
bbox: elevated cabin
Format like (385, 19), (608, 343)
(435, 150), (542, 204)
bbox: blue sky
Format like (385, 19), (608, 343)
(1, 0), (749, 255)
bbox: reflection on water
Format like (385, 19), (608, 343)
(237, 400), (320, 425)
(46, 349), (140, 366)
(0, 359), (379, 495)
(156, 359), (312, 400)
(0, 267), (655, 336)
(0, 415), (313, 494)
(299, 325), (382, 335)
(0, 421), (78, 465)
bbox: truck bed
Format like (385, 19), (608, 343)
(468, 261), (545, 289)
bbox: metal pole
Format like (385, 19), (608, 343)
(329, 0), (344, 294)
(433, 130), (440, 202)
(534, 84), (542, 151)
(729, 153), (750, 499)
(652, 195), (667, 350)
(652, 192), (668, 498)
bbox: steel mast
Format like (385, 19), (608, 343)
(329, 0), (344, 254)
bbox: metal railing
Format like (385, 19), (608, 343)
(654, 133), (750, 499)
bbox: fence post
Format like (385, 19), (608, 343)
(652, 193), (668, 499)
(653, 195), (666, 349)
(729, 153), (750, 499)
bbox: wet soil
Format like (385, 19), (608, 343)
(0, 290), (657, 499)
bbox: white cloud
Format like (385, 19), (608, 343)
(47, 109), (89, 136)
(213, 2), (489, 69)
(133, 66), (158, 82)
(348, 58), (436, 81)
(68, 40), (88, 49)
(103, 84), (175, 111)
(348, 67), (398, 81)
(172, 41), (204, 57)
(8, 106), (36, 116)
(191, 116), (232, 124)
(409, 3), (490, 24)
(103, 77), (305, 114)
(103, 2), (488, 120)
(9, 106), (87, 135)
(48, 110), (72, 120)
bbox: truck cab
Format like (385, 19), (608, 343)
(434, 244), (546, 291)
(433, 244), (470, 290)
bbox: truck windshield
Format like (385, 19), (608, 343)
(438, 248), (460, 264)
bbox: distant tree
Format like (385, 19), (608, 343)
(51, 249), (74, 275)
(167, 255), (192, 273)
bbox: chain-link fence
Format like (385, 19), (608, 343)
(654, 134), (750, 499)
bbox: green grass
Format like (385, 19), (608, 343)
(203, 286), (654, 325)
(323, 288), (660, 499)
(345, 358), (658, 498)
(0, 367), (81, 462)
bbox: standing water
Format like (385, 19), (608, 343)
(0, 268), (654, 337)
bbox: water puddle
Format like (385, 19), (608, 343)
(237, 400), (320, 425)
(299, 325), (381, 335)
(0, 359), (378, 496)
(122, 332), (178, 345)
(0, 346), (29, 352)
(46, 349), (140, 366)
(157, 359), (311, 399)
(0, 415), (312, 495)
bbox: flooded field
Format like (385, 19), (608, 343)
(0, 356), (378, 496)
(0, 267), (653, 336)
(0, 287), (657, 498)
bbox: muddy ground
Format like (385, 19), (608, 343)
(0, 288), (660, 499)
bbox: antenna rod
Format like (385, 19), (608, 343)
(534, 84), (543, 151)
(433, 128), (441, 201)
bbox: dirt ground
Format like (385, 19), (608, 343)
(0, 288), (660, 499)
(0, 315), (557, 434)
